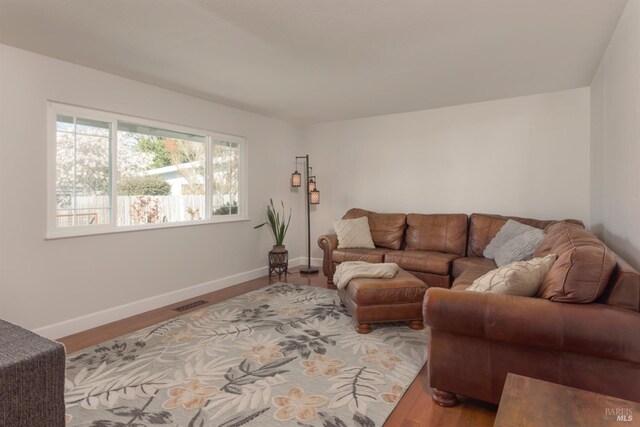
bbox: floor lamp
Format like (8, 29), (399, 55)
(291, 155), (320, 274)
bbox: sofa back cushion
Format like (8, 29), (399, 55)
(467, 213), (572, 257)
(342, 208), (406, 250)
(405, 214), (468, 255)
(534, 223), (616, 303)
(598, 252), (640, 312)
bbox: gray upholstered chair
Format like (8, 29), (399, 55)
(0, 319), (66, 426)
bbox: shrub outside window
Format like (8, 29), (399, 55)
(48, 103), (246, 238)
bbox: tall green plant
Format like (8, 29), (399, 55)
(254, 199), (291, 246)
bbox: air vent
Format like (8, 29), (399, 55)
(173, 300), (209, 312)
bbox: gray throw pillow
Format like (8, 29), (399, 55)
(494, 227), (546, 267)
(484, 219), (538, 259)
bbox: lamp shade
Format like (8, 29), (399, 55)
(308, 176), (316, 192)
(291, 171), (302, 187)
(310, 188), (320, 204)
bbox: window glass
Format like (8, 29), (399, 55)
(55, 115), (111, 227)
(117, 124), (206, 225)
(211, 140), (239, 216)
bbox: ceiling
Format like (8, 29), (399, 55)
(0, 0), (628, 123)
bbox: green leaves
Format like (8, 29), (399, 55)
(222, 356), (297, 394)
(253, 199), (291, 246)
(217, 408), (271, 427)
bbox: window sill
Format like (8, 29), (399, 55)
(45, 216), (251, 240)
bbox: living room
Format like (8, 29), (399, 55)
(0, 0), (638, 426)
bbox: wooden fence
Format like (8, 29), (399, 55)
(57, 195), (209, 226)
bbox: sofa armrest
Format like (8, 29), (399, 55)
(318, 233), (339, 283)
(423, 288), (640, 364)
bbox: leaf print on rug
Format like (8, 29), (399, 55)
(65, 283), (429, 426)
(328, 366), (385, 413)
(278, 329), (339, 359)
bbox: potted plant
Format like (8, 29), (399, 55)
(254, 199), (291, 253)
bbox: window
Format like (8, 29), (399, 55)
(48, 103), (246, 237)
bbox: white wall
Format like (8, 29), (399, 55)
(303, 88), (591, 257)
(0, 45), (304, 336)
(590, 0), (640, 269)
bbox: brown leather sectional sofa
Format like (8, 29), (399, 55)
(318, 209), (640, 405)
(318, 208), (579, 287)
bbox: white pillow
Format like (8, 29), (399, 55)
(333, 217), (375, 249)
(466, 254), (557, 297)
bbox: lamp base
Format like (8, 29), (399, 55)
(299, 266), (320, 275)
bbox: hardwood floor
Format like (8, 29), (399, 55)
(59, 267), (496, 426)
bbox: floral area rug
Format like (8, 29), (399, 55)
(65, 283), (429, 426)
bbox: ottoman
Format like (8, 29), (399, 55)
(338, 268), (428, 333)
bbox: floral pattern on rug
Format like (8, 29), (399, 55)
(65, 283), (429, 426)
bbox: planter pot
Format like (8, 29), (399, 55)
(272, 245), (287, 253)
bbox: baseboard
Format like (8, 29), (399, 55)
(35, 256), (323, 340)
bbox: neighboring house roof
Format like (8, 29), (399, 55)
(145, 162), (202, 177)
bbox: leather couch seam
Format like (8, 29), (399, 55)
(559, 226), (576, 299)
(558, 225), (609, 302)
(444, 216), (450, 255)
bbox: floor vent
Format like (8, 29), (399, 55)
(173, 300), (209, 312)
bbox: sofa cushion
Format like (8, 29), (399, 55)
(385, 250), (459, 275)
(466, 254), (557, 296)
(369, 213), (407, 250)
(452, 262), (497, 289)
(405, 214), (468, 255)
(342, 208), (406, 250)
(452, 257), (497, 278)
(535, 223), (616, 303)
(467, 213), (561, 257)
(334, 217), (375, 249)
(333, 248), (391, 264)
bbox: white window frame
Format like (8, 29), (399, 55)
(47, 102), (248, 239)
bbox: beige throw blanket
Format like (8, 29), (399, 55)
(333, 261), (400, 289)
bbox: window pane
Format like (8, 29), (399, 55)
(117, 123), (206, 225)
(211, 140), (239, 216)
(55, 115), (111, 227)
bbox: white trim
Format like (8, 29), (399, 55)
(33, 257), (321, 339)
(49, 101), (246, 142)
(47, 104), (58, 236)
(45, 215), (251, 240)
(110, 118), (118, 226)
(238, 140), (248, 219)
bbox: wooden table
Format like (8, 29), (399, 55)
(494, 373), (639, 427)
